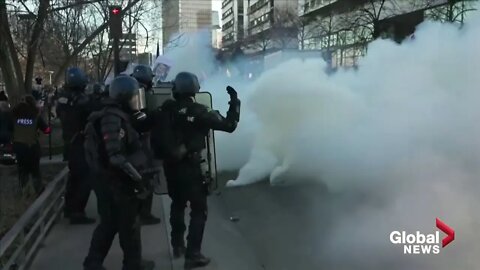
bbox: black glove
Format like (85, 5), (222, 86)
(226, 86), (237, 100)
(133, 111), (147, 121)
(122, 162), (143, 182)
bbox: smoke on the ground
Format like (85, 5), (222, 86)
(164, 9), (480, 268)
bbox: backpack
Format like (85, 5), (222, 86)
(83, 107), (128, 172)
(150, 100), (185, 161)
(83, 111), (104, 172)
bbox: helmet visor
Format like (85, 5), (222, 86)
(129, 88), (146, 111)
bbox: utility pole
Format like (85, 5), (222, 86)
(109, 6), (123, 76)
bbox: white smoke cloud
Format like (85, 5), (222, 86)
(163, 30), (259, 170)
(164, 8), (480, 268)
(229, 8), (480, 270)
(163, 30), (218, 81)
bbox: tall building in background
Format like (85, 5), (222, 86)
(212, 11), (222, 48)
(298, 0), (469, 67)
(162, 0), (213, 51)
(242, 0), (298, 53)
(246, 0), (297, 36)
(221, 0), (245, 49)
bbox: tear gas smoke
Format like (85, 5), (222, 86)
(163, 30), (259, 170)
(164, 9), (480, 268)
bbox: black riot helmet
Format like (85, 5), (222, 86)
(65, 67), (87, 91)
(92, 83), (105, 96)
(109, 75), (146, 111)
(172, 72), (200, 98)
(131, 64), (154, 90)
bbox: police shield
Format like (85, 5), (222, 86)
(146, 82), (173, 111)
(145, 83), (172, 195)
(194, 92), (218, 193)
(146, 85), (218, 194)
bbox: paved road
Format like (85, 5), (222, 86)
(28, 171), (470, 270)
(29, 194), (172, 270)
(29, 175), (263, 270)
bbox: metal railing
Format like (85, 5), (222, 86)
(0, 167), (68, 270)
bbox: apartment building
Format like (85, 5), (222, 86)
(221, 0), (245, 48)
(298, 0), (470, 67)
(162, 0), (213, 50)
(243, 0), (298, 53)
(212, 10), (222, 48)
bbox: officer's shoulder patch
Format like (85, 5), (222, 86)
(58, 97), (68, 104)
(178, 107), (187, 114)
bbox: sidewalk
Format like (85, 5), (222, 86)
(40, 154), (65, 165)
(29, 195), (173, 270)
(29, 192), (264, 270)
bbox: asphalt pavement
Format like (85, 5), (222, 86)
(28, 179), (264, 270)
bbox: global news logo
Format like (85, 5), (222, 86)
(389, 218), (455, 255)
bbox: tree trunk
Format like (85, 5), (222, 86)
(447, 0), (455, 21)
(0, 2), (25, 102)
(372, 20), (381, 39)
(24, 0), (50, 94)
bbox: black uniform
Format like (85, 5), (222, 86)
(11, 96), (51, 195)
(0, 100), (13, 144)
(130, 64), (161, 225)
(57, 68), (98, 224)
(83, 76), (154, 270)
(90, 83), (108, 102)
(151, 72), (240, 268)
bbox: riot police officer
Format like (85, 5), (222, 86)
(87, 83), (107, 112)
(83, 75), (155, 270)
(131, 64), (161, 226)
(56, 67), (96, 224)
(151, 72), (240, 268)
(131, 65), (154, 92)
(91, 83), (107, 101)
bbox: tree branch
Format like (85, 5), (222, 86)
(48, 0), (104, 14)
(24, 0), (50, 92)
(52, 0), (141, 84)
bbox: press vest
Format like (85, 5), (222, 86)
(13, 116), (39, 145)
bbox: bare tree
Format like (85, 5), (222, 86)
(0, 0), (158, 100)
(245, 23), (274, 53)
(425, 0), (478, 24)
(270, 7), (299, 50)
(349, 0), (448, 42)
(353, 0), (394, 39)
(297, 15), (323, 50)
(50, 0), (159, 84)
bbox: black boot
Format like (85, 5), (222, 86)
(172, 246), (186, 259)
(70, 213), (96, 225)
(18, 172), (28, 194)
(184, 253), (211, 269)
(140, 214), (161, 225)
(84, 266), (106, 270)
(32, 177), (45, 196)
(141, 260), (155, 270)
